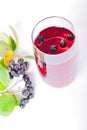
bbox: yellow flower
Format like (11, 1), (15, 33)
(4, 50), (14, 67)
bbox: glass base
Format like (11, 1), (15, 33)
(42, 72), (78, 88)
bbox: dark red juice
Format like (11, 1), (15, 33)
(34, 26), (75, 54)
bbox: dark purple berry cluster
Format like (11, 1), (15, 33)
(7, 58), (29, 78)
(7, 58), (34, 109)
(20, 74), (34, 108)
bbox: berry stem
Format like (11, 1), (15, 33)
(0, 79), (23, 94)
(7, 87), (24, 94)
(8, 79), (23, 92)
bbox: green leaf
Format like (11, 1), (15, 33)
(0, 41), (12, 57)
(0, 59), (6, 67)
(0, 33), (10, 44)
(0, 33), (16, 51)
(0, 94), (16, 116)
(8, 25), (18, 46)
(25, 55), (35, 59)
(0, 82), (7, 91)
(0, 64), (10, 91)
(14, 94), (21, 106)
(15, 54), (35, 60)
(9, 36), (16, 51)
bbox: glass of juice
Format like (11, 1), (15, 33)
(31, 16), (78, 87)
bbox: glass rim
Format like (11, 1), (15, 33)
(31, 16), (75, 42)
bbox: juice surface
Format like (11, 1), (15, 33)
(34, 26), (75, 54)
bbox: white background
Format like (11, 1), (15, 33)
(0, 0), (87, 130)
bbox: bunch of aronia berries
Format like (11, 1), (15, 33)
(7, 58), (34, 108)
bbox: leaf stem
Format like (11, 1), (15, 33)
(15, 54), (35, 60)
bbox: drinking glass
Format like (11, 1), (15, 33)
(31, 16), (78, 87)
